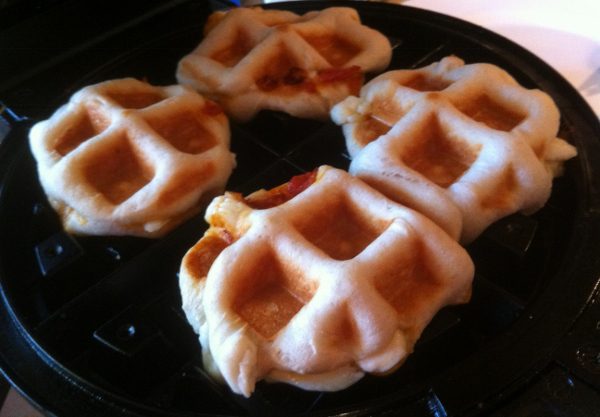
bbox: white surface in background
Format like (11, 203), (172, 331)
(0, 388), (42, 417)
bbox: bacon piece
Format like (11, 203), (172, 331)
(246, 170), (318, 209)
(287, 170), (318, 196)
(317, 65), (362, 83)
(202, 100), (224, 116)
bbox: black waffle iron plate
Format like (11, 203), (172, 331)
(1, 1), (600, 416)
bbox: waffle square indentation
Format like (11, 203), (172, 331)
(105, 89), (165, 109)
(404, 73), (451, 92)
(373, 243), (441, 318)
(455, 94), (525, 132)
(295, 195), (386, 260)
(146, 110), (217, 155)
(83, 134), (153, 204)
(400, 116), (480, 188)
(54, 106), (108, 156)
(300, 34), (360, 67)
(211, 29), (256, 67)
(234, 251), (315, 339)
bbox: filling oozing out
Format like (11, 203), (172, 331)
(254, 41), (362, 94)
(245, 170), (318, 210)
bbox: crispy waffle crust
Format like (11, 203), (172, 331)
(29, 78), (236, 237)
(179, 166), (474, 397)
(331, 56), (578, 242)
(176, 7), (392, 122)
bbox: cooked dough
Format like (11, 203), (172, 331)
(176, 7), (392, 121)
(29, 78), (235, 237)
(179, 166), (474, 397)
(331, 56), (577, 242)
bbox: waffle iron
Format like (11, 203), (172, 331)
(1, 1), (600, 416)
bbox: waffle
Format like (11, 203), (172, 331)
(176, 7), (392, 122)
(331, 56), (578, 242)
(29, 78), (236, 238)
(179, 166), (474, 397)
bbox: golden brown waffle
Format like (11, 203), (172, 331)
(331, 56), (578, 242)
(176, 7), (392, 122)
(29, 78), (236, 237)
(179, 166), (474, 396)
